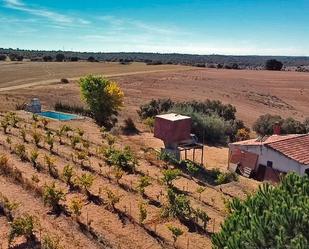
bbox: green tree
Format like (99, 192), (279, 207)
(265, 59), (283, 71)
(253, 114), (283, 135)
(79, 75), (124, 128)
(212, 173), (309, 249)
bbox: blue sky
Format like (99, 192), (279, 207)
(1, 0), (309, 55)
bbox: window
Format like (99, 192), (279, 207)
(267, 161), (273, 168)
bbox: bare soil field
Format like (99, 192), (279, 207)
(0, 62), (308, 125)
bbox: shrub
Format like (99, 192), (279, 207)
(138, 202), (148, 224)
(60, 78), (69, 84)
(0, 54), (6, 61)
(29, 149), (39, 169)
(215, 171), (238, 185)
(87, 56), (96, 62)
(79, 75), (124, 128)
(70, 56), (79, 62)
(8, 53), (23, 61)
(43, 183), (65, 213)
(137, 98), (174, 119)
(253, 114), (283, 135)
(76, 173), (94, 197)
(281, 117), (306, 134)
(304, 117), (309, 133)
(162, 188), (191, 219)
(15, 144), (27, 161)
(54, 102), (92, 117)
(0, 154), (9, 167)
(32, 130), (42, 147)
(8, 214), (36, 245)
(55, 53), (65, 62)
(122, 117), (138, 133)
(42, 55), (53, 62)
(137, 176), (151, 195)
(167, 225), (183, 245)
(161, 169), (181, 187)
(42, 234), (62, 249)
(104, 146), (137, 173)
(212, 173), (309, 248)
(62, 164), (74, 186)
(194, 208), (210, 230)
(105, 188), (120, 212)
(265, 59), (283, 71)
(235, 128), (250, 141)
(143, 117), (155, 132)
(69, 197), (83, 217)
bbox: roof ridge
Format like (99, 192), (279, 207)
(267, 134), (308, 145)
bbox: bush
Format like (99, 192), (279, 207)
(212, 173), (309, 248)
(54, 102), (92, 117)
(0, 54), (6, 61)
(87, 56), (96, 62)
(253, 114), (283, 135)
(70, 56), (79, 62)
(8, 53), (23, 61)
(55, 53), (65, 62)
(215, 171), (238, 185)
(122, 117), (138, 133)
(137, 98), (174, 119)
(265, 59), (283, 71)
(9, 214), (36, 245)
(304, 118), (309, 133)
(281, 117), (306, 134)
(43, 183), (65, 213)
(253, 114), (307, 135)
(42, 55), (53, 62)
(60, 78), (69, 84)
(79, 75), (124, 128)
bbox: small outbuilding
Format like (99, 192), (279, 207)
(229, 134), (309, 182)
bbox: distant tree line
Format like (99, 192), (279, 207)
(1, 48), (309, 69)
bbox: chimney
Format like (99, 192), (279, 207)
(273, 122), (281, 135)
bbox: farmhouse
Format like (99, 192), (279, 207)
(228, 134), (309, 182)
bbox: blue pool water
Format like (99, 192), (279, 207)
(38, 111), (79, 121)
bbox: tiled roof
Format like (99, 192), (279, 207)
(231, 134), (301, 146)
(266, 134), (309, 165)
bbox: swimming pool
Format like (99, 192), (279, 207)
(38, 111), (79, 121)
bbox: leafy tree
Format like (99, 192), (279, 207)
(212, 173), (309, 249)
(79, 75), (124, 127)
(43, 183), (65, 213)
(161, 169), (181, 187)
(8, 214), (36, 245)
(70, 56), (79, 62)
(55, 53), (65, 62)
(167, 225), (183, 246)
(235, 128), (250, 141)
(265, 59), (283, 71)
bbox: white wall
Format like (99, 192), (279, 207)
(229, 144), (309, 176)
